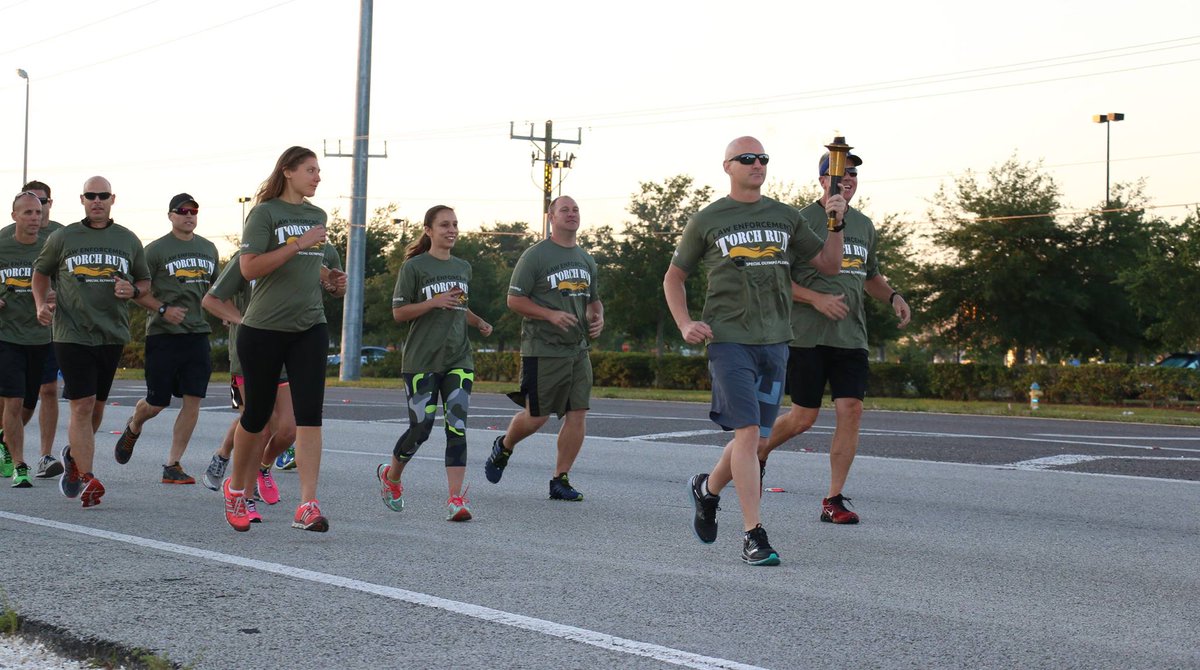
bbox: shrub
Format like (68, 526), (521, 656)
(591, 352), (656, 388)
(655, 355), (711, 390)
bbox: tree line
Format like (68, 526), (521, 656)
(149, 155), (1196, 366)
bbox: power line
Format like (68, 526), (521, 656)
(4, 0), (301, 84)
(0, 0), (165, 57)
(555, 36), (1200, 125)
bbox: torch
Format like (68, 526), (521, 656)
(825, 135), (852, 232)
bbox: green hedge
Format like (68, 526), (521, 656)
(323, 347), (1200, 407)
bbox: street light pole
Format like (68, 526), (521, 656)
(237, 196), (251, 224)
(1092, 112), (1125, 209)
(17, 69), (29, 187)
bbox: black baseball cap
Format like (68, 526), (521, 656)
(818, 152), (863, 176)
(168, 193), (198, 211)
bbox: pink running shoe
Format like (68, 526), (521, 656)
(377, 463), (404, 512)
(447, 488), (472, 522)
(223, 479), (250, 532)
(256, 467), (280, 505)
(292, 500), (328, 532)
(246, 497), (263, 523)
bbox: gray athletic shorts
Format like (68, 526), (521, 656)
(707, 342), (787, 438)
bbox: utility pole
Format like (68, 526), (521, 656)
(323, 0), (387, 381)
(510, 120), (581, 238)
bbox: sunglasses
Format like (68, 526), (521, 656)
(173, 207), (199, 216)
(727, 153), (769, 166)
(15, 191), (47, 204)
(824, 168), (858, 177)
(83, 192), (113, 201)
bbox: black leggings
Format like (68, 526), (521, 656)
(237, 323), (328, 432)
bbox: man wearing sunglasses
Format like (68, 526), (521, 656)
(758, 149), (911, 525)
(0, 180), (66, 480)
(114, 194), (219, 486)
(32, 176), (150, 508)
(666, 136), (845, 565)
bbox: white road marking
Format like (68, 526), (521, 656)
(1032, 433), (1200, 441)
(0, 512), (768, 670)
(1008, 454), (1200, 470)
(848, 427), (1200, 454)
(1008, 454), (1108, 469)
(618, 429), (728, 441)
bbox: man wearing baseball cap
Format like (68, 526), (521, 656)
(759, 147), (911, 524)
(114, 193), (219, 485)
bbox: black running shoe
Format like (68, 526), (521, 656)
(689, 473), (720, 544)
(758, 459), (767, 492)
(483, 435), (511, 484)
(548, 473), (583, 501)
(741, 524), (780, 566)
(114, 421), (140, 464)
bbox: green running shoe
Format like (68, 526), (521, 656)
(0, 436), (12, 478)
(11, 463), (32, 488)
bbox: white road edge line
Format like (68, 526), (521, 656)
(0, 511), (768, 670)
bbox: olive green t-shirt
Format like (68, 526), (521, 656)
(0, 233), (51, 345)
(207, 251), (251, 376)
(144, 232), (219, 336)
(0, 220), (64, 241)
(239, 199), (340, 332)
(34, 219), (150, 346)
(391, 253), (473, 373)
(671, 196), (823, 345)
(508, 239), (600, 357)
(789, 202), (878, 351)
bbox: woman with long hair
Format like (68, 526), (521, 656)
(223, 146), (346, 532)
(377, 205), (492, 520)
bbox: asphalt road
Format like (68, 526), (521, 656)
(0, 381), (1196, 669)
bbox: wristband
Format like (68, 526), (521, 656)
(158, 304), (169, 316)
(131, 285), (141, 299)
(889, 291), (901, 305)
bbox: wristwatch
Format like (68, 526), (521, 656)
(158, 304), (169, 316)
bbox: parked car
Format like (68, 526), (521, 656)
(1153, 352), (1200, 370)
(327, 345), (391, 366)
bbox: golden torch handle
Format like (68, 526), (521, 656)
(825, 135), (852, 231)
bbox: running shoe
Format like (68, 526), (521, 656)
(223, 479), (250, 532)
(162, 462), (195, 485)
(275, 446), (297, 471)
(80, 474), (105, 508)
(202, 453), (229, 491)
(689, 473), (720, 544)
(548, 473), (583, 501)
(256, 467), (280, 505)
(11, 463), (32, 488)
(114, 420), (140, 464)
(246, 497), (262, 523)
(292, 500), (328, 532)
(759, 459), (767, 492)
(483, 435), (510, 484)
(58, 445), (82, 498)
(0, 437), (12, 478)
(820, 494), (860, 524)
(377, 463), (404, 512)
(741, 524), (781, 566)
(447, 487), (472, 522)
(35, 454), (64, 479)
